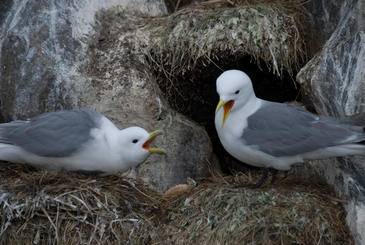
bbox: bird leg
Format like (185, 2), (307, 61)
(270, 169), (279, 184)
(281, 170), (290, 181)
(253, 168), (281, 188)
(271, 169), (291, 184)
(253, 169), (270, 188)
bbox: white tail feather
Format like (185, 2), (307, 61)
(0, 143), (24, 163)
(303, 144), (365, 160)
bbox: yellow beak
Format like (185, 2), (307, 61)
(143, 130), (166, 155)
(215, 99), (234, 126)
(216, 99), (225, 112)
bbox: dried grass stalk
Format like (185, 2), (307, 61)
(0, 164), (353, 244)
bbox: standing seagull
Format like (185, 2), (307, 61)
(0, 109), (165, 173)
(215, 70), (365, 184)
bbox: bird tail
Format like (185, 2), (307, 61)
(309, 144), (365, 160)
(0, 120), (27, 144)
(0, 121), (28, 163)
(336, 144), (365, 156)
(339, 113), (365, 132)
(0, 143), (23, 163)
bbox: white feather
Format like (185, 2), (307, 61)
(0, 113), (155, 173)
(215, 70), (365, 171)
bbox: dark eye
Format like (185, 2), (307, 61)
(234, 90), (240, 94)
(132, 139), (139, 144)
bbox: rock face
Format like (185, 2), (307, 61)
(0, 0), (213, 191)
(0, 0), (167, 120)
(304, 0), (346, 54)
(298, 0), (365, 243)
(83, 13), (213, 189)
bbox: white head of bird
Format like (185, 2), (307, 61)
(117, 126), (165, 167)
(215, 70), (256, 126)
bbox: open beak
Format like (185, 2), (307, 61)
(216, 99), (225, 113)
(142, 130), (166, 155)
(216, 99), (234, 126)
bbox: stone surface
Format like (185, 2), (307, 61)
(297, 0), (365, 243)
(0, 0), (167, 120)
(304, 0), (345, 53)
(84, 10), (214, 190)
(0, 0), (213, 191)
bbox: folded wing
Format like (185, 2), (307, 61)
(242, 102), (365, 157)
(0, 110), (102, 157)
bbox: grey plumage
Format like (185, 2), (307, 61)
(242, 102), (365, 157)
(0, 110), (102, 157)
(215, 70), (365, 175)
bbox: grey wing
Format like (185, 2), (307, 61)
(242, 102), (365, 157)
(0, 120), (29, 144)
(0, 110), (102, 157)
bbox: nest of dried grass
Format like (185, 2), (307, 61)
(0, 164), (352, 244)
(146, 0), (307, 81)
(0, 163), (162, 244)
(161, 173), (353, 244)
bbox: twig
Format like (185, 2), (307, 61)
(41, 207), (59, 243)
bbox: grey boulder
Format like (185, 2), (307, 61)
(297, 0), (365, 243)
(0, 0), (213, 191)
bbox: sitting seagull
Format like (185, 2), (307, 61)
(0, 109), (165, 173)
(215, 70), (365, 183)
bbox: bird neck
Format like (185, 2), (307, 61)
(234, 94), (260, 115)
(224, 96), (261, 135)
(98, 117), (121, 151)
(215, 94), (261, 136)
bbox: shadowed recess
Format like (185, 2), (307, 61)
(143, 0), (307, 172)
(151, 54), (302, 172)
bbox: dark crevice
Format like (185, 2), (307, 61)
(152, 55), (302, 173)
(0, 99), (5, 123)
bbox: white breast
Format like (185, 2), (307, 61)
(63, 116), (124, 172)
(215, 98), (274, 168)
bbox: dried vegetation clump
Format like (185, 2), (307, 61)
(0, 1), (351, 244)
(0, 164), (161, 244)
(0, 164), (353, 244)
(84, 0), (310, 122)
(161, 173), (352, 244)
(146, 0), (307, 80)
(96, 0), (307, 108)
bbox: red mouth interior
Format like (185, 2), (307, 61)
(223, 100), (234, 116)
(143, 138), (153, 150)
